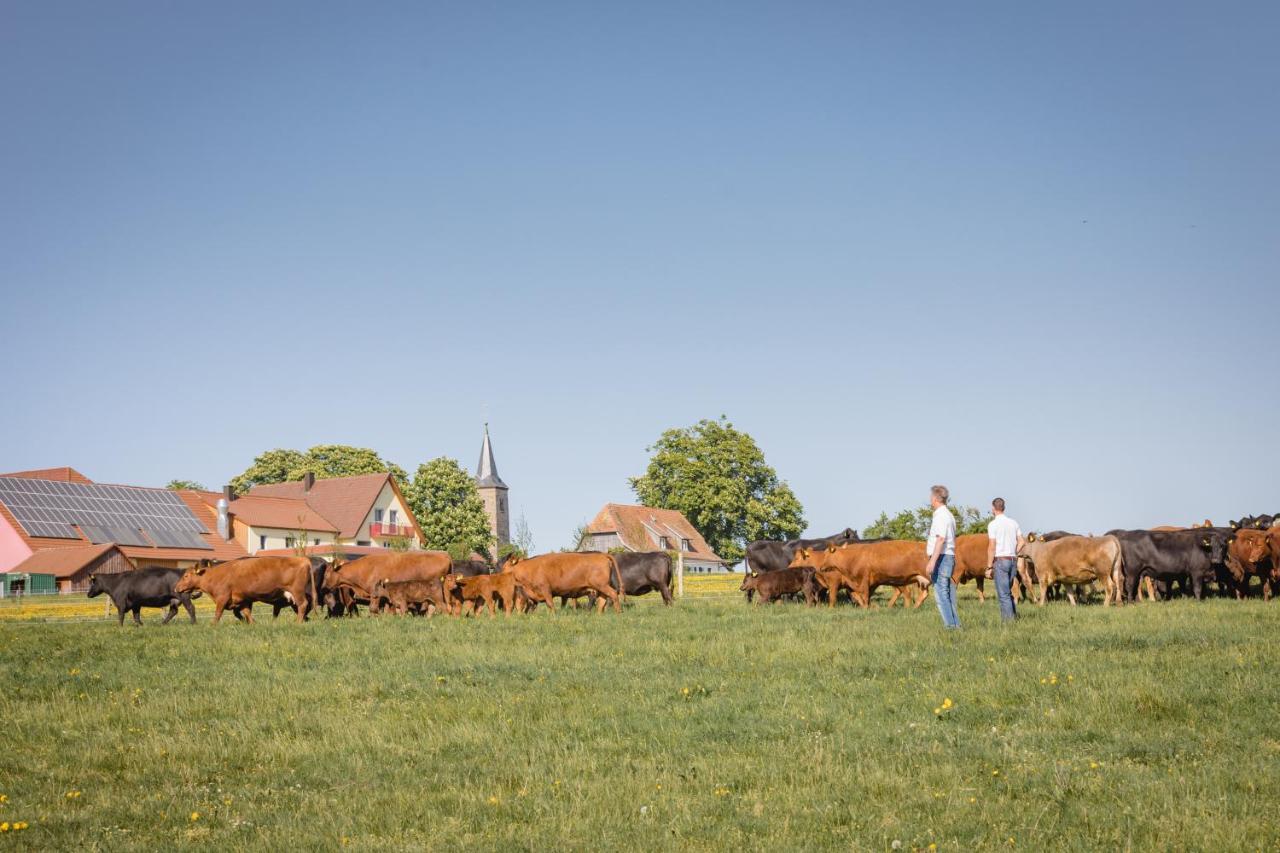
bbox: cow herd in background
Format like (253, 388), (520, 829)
(741, 512), (1280, 609)
(84, 511), (1279, 625)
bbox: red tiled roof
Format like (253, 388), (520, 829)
(196, 493), (337, 533)
(0, 467), (93, 484)
(6, 543), (123, 579)
(248, 473), (421, 540)
(586, 503), (727, 563)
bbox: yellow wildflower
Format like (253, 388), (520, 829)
(942, 697), (953, 710)
(190, 812), (199, 822)
(0, 822), (8, 833)
(487, 796), (498, 806)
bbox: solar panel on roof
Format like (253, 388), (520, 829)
(145, 529), (213, 550)
(0, 477), (209, 543)
(79, 524), (151, 547)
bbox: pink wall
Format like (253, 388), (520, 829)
(0, 516), (33, 573)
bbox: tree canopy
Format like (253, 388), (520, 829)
(229, 446), (407, 495)
(861, 505), (993, 541)
(165, 479), (205, 491)
(630, 417), (805, 565)
(404, 457), (493, 558)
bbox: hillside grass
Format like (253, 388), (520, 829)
(0, 590), (1277, 851)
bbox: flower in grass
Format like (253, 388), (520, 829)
(0, 793), (7, 803)
(0, 823), (8, 833)
(64, 791), (81, 800)
(12, 822), (27, 831)
(190, 812), (200, 822)
(486, 796), (498, 806)
(992, 769), (1000, 777)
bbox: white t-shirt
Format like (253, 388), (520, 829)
(926, 506), (956, 557)
(987, 514), (1022, 558)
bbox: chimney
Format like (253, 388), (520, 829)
(216, 498), (231, 541)
(222, 485), (234, 503)
(302, 472), (316, 492)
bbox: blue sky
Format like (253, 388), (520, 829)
(2, 2), (1277, 551)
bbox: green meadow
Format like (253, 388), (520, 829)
(0, 590), (1277, 851)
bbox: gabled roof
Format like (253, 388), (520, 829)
(586, 503), (726, 563)
(475, 424), (507, 489)
(246, 473), (421, 540)
(6, 543), (124, 578)
(195, 492), (338, 533)
(0, 467), (92, 484)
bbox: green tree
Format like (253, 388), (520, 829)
(228, 446), (407, 495)
(629, 417), (805, 565)
(165, 479), (205, 491)
(862, 505), (993, 540)
(404, 457), (493, 558)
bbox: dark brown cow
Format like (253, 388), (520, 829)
(369, 578), (446, 616)
(502, 553), (623, 613)
(739, 568), (816, 605)
(323, 552), (452, 613)
(442, 573), (518, 616)
(174, 556), (314, 624)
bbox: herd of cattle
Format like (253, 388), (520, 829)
(83, 511), (1279, 625)
(740, 512), (1280, 608)
(85, 550), (675, 625)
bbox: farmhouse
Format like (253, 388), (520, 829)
(581, 503), (729, 574)
(0, 467), (248, 594)
(208, 471), (423, 555)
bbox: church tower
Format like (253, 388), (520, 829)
(474, 423), (510, 547)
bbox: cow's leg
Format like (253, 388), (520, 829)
(161, 602), (178, 625)
(975, 577), (985, 603)
(885, 588), (902, 608)
(212, 598), (228, 625)
(913, 584), (929, 608)
(659, 578), (673, 606)
(1038, 577), (1048, 606)
(182, 596), (197, 623)
(116, 600), (127, 626)
(131, 605), (143, 625)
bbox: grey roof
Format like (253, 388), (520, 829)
(475, 424), (507, 490)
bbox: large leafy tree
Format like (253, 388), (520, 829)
(404, 457), (493, 557)
(165, 479), (205, 491)
(630, 417), (805, 564)
(862, 505), (992, 540)
(229, 446), (407, 495)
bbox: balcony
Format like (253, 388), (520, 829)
(369, 522), (413, 539)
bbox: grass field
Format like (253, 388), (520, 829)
(1, 585), (1278, 851)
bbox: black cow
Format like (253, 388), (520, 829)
(451, 559), (494, 577)
(744, 528), (860, 575)
(612, 552), (674, 605)
(87, 568), (197, 626)
(1107, 528), (1231, 601)
(1230, 514), (1276, 531)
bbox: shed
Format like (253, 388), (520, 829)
(1, 543), (134, 595)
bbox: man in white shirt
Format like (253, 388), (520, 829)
(922, 484), (960, 629)
(986, 497), (1024, 622)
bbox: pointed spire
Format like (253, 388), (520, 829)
(475, 423), (507, 489)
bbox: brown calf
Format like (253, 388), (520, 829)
(1229, 530), (1273, 601)
(442, 573), (518, 617)
(323, 551), (452, 612)
(739, 568), (816, 605)
(370, 578), (446, 616)
(503, 553), (623, 614)
(174, 556), (314, 624)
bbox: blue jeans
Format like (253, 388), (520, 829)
(931, 555), (960, 629)
(993, 557), (1018, 622)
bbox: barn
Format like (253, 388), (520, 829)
(0, 543), (133, 596)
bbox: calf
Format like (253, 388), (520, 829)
(1228, 529), (1273, 600)
(739, 568), (815, 605)
(323, 551), (452, 615)
(87, 569), (196, 626)
(1016, 535), (1122, 605)
(443, 572), (518, 616)
(370, 578), (446, 616)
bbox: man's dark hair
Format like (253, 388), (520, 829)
(992, 497), (1006, 512)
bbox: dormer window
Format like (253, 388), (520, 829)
(659, 536), (671, 549)
(681, 538), (691, 552)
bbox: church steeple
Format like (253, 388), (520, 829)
(474, 424), (510, 546)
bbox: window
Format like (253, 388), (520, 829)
(259, 535), (267, 550)
(681, 538), (691, 552)
(357, 540), (371, 547)
(286, 537), (296, 548)
(659, 536), (671, 550)
(389, 509), (398, 525)
(374, 508), (384, 523)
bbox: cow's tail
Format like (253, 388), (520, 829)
(663, 551), (674, 598)
(1108, 537), (1123, 605)
(608, 554), (626, 605)
(306, 559), (318, 620)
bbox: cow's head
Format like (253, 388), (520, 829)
(738, 571), (758, 591)
(367, 578), (388, 614)
(174, 567), (204, 594)
(86, 574), (105, 598)
(504, 555), (522, 570)
(441, 573), (463, 596)
(1230, 531), (1269, 566)
(1199, 531), (1231, 567)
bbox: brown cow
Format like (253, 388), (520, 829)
(442, 573), (518, 617)
(174, 556), (314, 624)
(1228, 529), (1273, 601)
(790, 542), (930, 608)
(369, 578), (446, 616)
(1016, 535), (1122, 605)
(503, 553), (623, 613)
(952, 534), (991, 602)
(323, 552), (452, 613)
